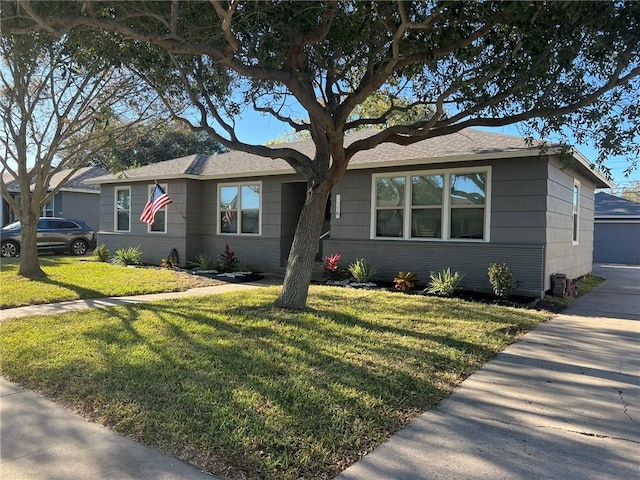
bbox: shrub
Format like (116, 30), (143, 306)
(218, 244), (238, 273)
(427, 268), (465, 296)
(488, 263), (515, 298)
(93, 243), (110, 262)
(348, 258), (378, 283)
(191, 252), (218, 271)
(234, 259), (255, 273)
(394, 271), (418, 291)
(322, 253), (348, 281)
(112, 246), (142, 266)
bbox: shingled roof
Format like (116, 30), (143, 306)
(89, 128), (611, 188)
(595, 192), (640, 218)
(3, 166), (109, 194)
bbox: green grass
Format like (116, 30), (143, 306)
(0, 256), (219, 308)
(0, 286), (552, 479)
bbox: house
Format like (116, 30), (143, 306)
(1, 166), (108, 230)
(594, 192), (640, 265)
(89, 128), (611, 297)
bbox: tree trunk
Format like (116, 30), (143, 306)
(17, 212), (46, 279)
(274, 184), (330, 309)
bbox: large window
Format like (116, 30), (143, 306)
(572, 180), (580, 245)
(218, 182), (261, 235)
(372, 168), (489, 241)
(115, 187), (130, 232)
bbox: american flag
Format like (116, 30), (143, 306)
(140, 183), (172, 225)
(222, 194), (237, 227)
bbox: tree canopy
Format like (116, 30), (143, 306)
(4, 0), (639, 305)
(86, 122), (228, 171)
(0, 29), (161, 277)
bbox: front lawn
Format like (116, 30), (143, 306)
(0, 256), (220, 309)
(0, 286), (552, 479)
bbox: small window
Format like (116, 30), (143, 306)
(375, 177), (405, 238)
(218, 182), (261, 235)
(115, 187), (131, 232)
(147, 183), (168, 233)
(572, 180), (580, 245)
(450, 172), (486, 239)
(42, 197), (55, 217)
(411, 174), (443, 238)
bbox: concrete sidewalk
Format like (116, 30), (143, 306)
(336, 264), (640, 480)
(0, 278), (278, 321)
(0, 380), (216, 479)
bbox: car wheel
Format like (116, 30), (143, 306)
(1, 241), (19, 257)
(70, 239), (88, 256)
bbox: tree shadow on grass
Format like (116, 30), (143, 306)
(2, 288), (545, 480)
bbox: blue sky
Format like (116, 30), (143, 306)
(232, 109), (639, 192)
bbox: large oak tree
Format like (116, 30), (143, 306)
(5, 0), (638, 307)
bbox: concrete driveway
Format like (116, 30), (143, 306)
(336, 264), (640, 480)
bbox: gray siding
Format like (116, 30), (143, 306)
(59, 191), (100, 230)
(98, 181), (188, 265)
(331, 157), (549, 244)
(196, 175), (299, 271)
(543, 158), (596, 288)
(490, 158), (548, 244)
(324, 239), (545, 297)
(594, 221), (640, 264)
(95, 153), (599, 293)
(98, 174), (305, 269)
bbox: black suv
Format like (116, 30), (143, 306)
(1, 217), (97, 257)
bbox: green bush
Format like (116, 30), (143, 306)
(348, 258), (378, 283)
(235, 259), (254, 272)
(427, 268), (465, 296)
(191, 252), (218, 271)
(112, 246), (142, 266)
(488, 263), (515, 298)
(93, 243), (110, 262)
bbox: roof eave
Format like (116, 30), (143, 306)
(347, 148), (544, 171)
(567, 148), (613, 189)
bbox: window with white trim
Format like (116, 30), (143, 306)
(148, 183), (168, 233)
(372, 168), (489, 241)
(572, 180), (580, 244)
(115, 186), (131, 232)
(42, 197), (55, 217)
(218, 182), (261, 235)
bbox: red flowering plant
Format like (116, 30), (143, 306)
(322, 253), (348, 282)
(218, 244), (238, 272)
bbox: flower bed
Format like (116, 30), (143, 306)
(192, 270), (264, 283)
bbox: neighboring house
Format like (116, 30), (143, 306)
(594, 192), (640, 265)
(1, 166), (107, 230)
(89, 128), (611, 297)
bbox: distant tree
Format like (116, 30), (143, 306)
(0, 31), (160, 278)
(619, 181), (640, 203)
(89, 123), (227, 171)
(7, 1), (639, 308)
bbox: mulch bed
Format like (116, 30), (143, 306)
(191, 272), (265, 283)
